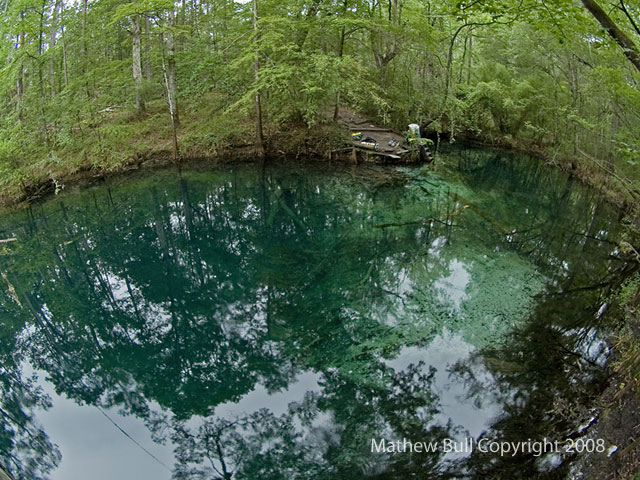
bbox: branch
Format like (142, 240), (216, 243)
(581, 0), (640, 73)
(617, 0), (640, 37)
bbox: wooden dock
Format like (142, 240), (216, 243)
(334, 107), (432, 164)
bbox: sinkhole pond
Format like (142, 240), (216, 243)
(0, 147), (627, 480)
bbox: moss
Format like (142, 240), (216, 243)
(619, 273), (640, 307)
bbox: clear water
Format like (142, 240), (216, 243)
(0, 148), (623, 479)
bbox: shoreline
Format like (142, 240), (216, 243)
(6, 134), (635, 211)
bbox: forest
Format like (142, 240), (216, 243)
(0, 0), (639, 202)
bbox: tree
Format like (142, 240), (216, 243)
(161, 8), (179, 159)
(253, 0), (265, 157)
(130, 14), (145, 114)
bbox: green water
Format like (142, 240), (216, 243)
(0, 148), (625, 479)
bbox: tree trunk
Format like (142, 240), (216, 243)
(81, 0), (87, 57)
(607, 109), (619, 172)
(16, 71), (23, 118)
(333, 2), (348, 122)
(130, 15), (145, 115)
(466, 27), (473, 85)
(144, 16), (152, 81)
(82, 0), (89, 97)
(16, 31), (25, 117)
(166, 11), (179, 127)
(62, 22), (68, 89)
(163, 10), (180, 159)
(580, 0), (640, 73)
(49, 0), (61, 97)
(332, 31), (345, 120)
(253, 0), (265, 157)
(38, 3), (49, 146)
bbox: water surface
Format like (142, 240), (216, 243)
(0, 149), (624, 479)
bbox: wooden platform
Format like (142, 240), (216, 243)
(334, 107), (426, 164)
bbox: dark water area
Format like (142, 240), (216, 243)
(0, 148), (629, 479)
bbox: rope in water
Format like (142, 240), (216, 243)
(96, 406), (172, 472)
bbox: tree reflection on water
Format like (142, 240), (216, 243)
(0, 152), (627, 479)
